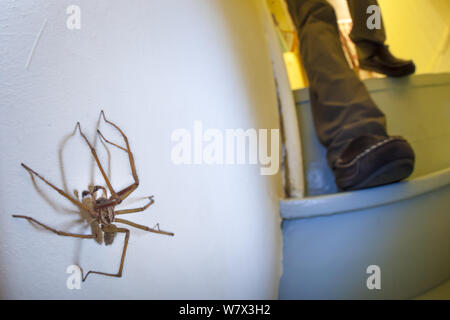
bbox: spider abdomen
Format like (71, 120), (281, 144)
(95, 197), (115, 225)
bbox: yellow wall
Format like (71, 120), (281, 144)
(379, 0), (450, 74)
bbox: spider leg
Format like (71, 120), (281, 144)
(115, 196), (154, 215)
(114, 218), (174, 236)
(93, 185), (107, 198)
(76, 122), (120, 201)
(21, 163), (96, 216)
(81, 226), (129, 281)
(98, 111), (139, 201)
(83, 185), (107, 200)
(12, 215), (97, 239)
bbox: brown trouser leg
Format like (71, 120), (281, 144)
(347, 0), (387, 60)
(285, 0), (388, 167)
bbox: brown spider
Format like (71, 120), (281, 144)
(12, 111), (174, 281)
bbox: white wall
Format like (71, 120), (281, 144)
(0, 0), (283, 299)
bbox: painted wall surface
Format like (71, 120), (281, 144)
(0, 0), (283, 299)
(379, 0), (450, 74)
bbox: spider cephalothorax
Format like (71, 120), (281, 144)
(82, 186), (116, 225)
(13, 111), (173, 281)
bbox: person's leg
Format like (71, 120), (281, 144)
(286, 0), (387, 165)
(346, 0), (415, 76)
(285, 0), (415, 190)
(347, 0), (385, 47)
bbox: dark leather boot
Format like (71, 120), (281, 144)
(356, 41), (416, 77)
(333, 135), (415, 191)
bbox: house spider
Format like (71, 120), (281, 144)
(13, 111), (174, 281)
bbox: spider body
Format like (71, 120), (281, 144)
(80, 189), (117, 245)
(95, 198), (116, 226)
(82, 190), (116, 225)
(13, 111), (173, 281)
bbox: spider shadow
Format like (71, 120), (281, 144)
(25, 112), (112, 265)
(59, 113), (112, 264)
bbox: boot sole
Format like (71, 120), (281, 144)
(345, 158), (414, 191)
(359, 62), (415, 78)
